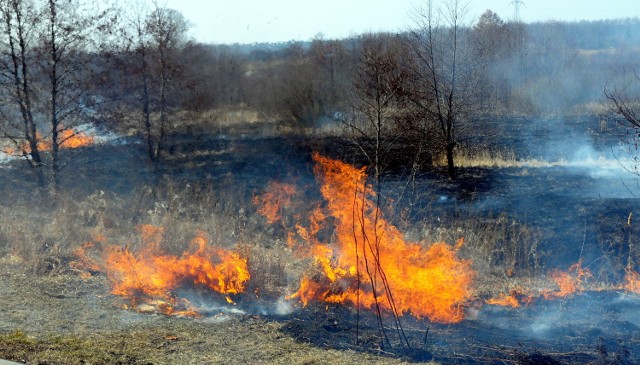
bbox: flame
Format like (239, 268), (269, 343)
(287, 153), (475, 324)
(542, 261), (591, 299)
(486, 293), (521, 308)
(74, 226), (250, 316)
(486, 288), (534, 308)
(59, 128), (94, 148)
(2, 126), (94, 156)
(254, 181), (297, 224)
(625, 270), (640, 294)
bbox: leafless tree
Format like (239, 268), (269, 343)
(145, 4), (188, 160)
(42, 0), (115, 188)
(0, 0), (114, 192)
(0, 0), (45, 190)
(120, 1), (188, 162)
(472, 10), (527, 113)
(309, 37), (351, 111)
(348, 34), (409, 188)
(407, 0), (481, 179)
(605, 70), (640, 176)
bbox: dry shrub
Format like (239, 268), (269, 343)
(412, 211), (543, 277)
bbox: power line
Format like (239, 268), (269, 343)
(511, 0), (525, 22)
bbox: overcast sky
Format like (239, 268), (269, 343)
(160, 0), (640, 44)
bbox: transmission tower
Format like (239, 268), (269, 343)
(511, 0), (525, 22)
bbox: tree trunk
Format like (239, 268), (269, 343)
(446, 141), (456, 179)
(48, 0), (61, 192)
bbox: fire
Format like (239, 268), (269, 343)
(625, 270), (640, 294)
(486, 293), (521, 308)
(74, 225), (250, 316)
(59, 128), (94, 148)
(486, 288), (535, 308)
(253, 181), (297, 224)
(287, 153), (475, 324)
(2, 126), (94, 156)
(543, 261), (591, 299)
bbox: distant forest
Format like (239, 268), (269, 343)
(1, 0), (640, 185)
(149, 15), (640, 121)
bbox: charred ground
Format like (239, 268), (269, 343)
(0, 116), (639, 364)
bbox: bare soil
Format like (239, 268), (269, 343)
(0, 260), (415, 365)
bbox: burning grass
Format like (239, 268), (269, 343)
(2, 126), (95, 157)
(74, 226), (251, 316)
(1, 144), (640, 363)
(266, 153), (475, 323)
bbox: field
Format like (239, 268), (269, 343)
(0, 116), (639, 364)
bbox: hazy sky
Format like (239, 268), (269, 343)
(161, 0), (640, 44)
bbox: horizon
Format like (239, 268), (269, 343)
(159, 0), (640, 45)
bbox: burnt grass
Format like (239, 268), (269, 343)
(0, 116), (639, 364)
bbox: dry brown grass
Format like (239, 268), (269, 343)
(0, 185), (437, 364)
(406, 211), (544, 279)
(0, 272), (422, 365)
(434, 146), (565, 169)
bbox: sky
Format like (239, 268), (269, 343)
(161, 0), (640, 44)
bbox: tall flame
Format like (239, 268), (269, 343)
(287, 153), (475, 323)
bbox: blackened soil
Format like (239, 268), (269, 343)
(1, 123), (638, 272)
(279, 291), (640, 364)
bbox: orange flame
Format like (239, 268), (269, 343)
(625, 270), (640, 294)
(3, 126), (94, 156)
(74, 226), (250, 316)
(254, 181), (297, 224)
(486, 288), (534, 308)
(542, 261), (591, 299)
(287, 153), (475, 323)
(59, 128), (94, 148)
(486, 293), (521, 308)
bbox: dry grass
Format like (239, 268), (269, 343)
(434, 146), (565, 169)
(0, 272), (421, 365)
(0, 186), (436, 364)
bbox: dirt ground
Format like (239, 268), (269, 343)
(0, 259), (418, 365)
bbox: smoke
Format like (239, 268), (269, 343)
(478, 292), (640, 345)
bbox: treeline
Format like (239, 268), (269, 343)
(1, 0), (640, 191)
(188, 15), (640, 120)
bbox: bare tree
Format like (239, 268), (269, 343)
(0, 0), (114, 192)
(407, 0), (481, 179)
(348, 34), (409, 188)
(309, 37), (351, 111)
(0, 0), (45, 190)
(145, 4), (188, 160)
(118, 2), (188, 162)
(605, 71), (640, 175)
(42, 0), (114, 189)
